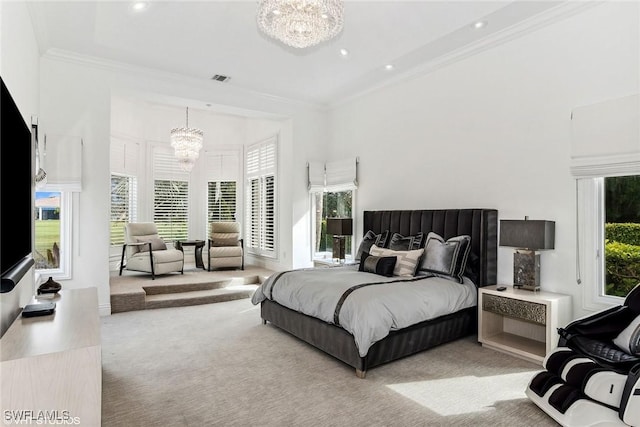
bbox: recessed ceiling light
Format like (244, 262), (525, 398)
(385, 64), (394, 71)
(474, 21), (487, 29)
(340, 48), (349, 57)
(131, 1), (149, 11)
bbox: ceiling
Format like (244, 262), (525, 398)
(28, 1), (577, 107)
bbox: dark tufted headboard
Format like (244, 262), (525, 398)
(362, 209), (498, 287)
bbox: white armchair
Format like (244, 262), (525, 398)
(119, 223), (184, 279)
(208, 222), (244, 271)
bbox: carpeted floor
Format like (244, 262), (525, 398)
(101, 298), (559, 427)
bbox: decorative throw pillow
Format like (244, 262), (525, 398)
(369, 245), (424, 277)
(388, 232), (426, 251)
(212, 238), (239, 247)
(420, 232), (471, 283)
(355, 230), (390, 260)
(135, 236), (167, 252)
(613, 315), (640, 355)
(358, 252), (397, 277)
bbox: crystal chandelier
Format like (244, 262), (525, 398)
(257, 0), (344, 49)
(170, 107), (203, 172)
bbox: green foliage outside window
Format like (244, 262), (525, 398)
(604, 175), (640, 298)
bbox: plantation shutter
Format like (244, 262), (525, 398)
(110, 173), (138, 245)
(153, 147), (189, 241)
(205, 150), (240, 222)
(245, 136), (277, 256)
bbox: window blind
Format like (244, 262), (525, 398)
(110, 173), (138, 245)
(153, 147), (189, 241)
(571, 94), (640, 178)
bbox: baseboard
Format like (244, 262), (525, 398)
(99, 303), (112, 316)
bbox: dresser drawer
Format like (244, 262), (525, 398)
(482, 293), (546, 325)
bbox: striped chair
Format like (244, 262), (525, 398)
(208, 222), (244, 271)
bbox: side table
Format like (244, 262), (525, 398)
(174, 240), (206, 269)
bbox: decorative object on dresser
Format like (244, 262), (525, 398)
(37, 276), (61, 294)
(326, 217), (352, 263)
(499, 217), (555, 291)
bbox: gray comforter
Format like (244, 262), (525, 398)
(251, 265), (477, 357)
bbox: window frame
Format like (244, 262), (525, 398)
(245, 136), (278, 259)
(578, 177), (636, 311)
(310, 187), (356, 261)
(34, 190), (72, 280)
(109, 173), (138, 246)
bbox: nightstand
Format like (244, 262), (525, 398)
(478, 285), (572, 364)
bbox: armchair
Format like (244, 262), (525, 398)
(119, 222), (184, 279)
(208, 222), (244, 271)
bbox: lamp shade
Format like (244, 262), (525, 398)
(326, 218), (353, 236)
(499, 219), (555, 250)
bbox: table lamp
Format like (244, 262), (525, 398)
(499, 217), (555, 291)
(326, 218), (353, 263)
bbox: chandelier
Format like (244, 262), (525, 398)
(170, 107), (203, 172)
(257, 0), (344, 49)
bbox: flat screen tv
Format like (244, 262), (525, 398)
(1, 76), (35, 293)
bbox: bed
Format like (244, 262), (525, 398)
(252, 209), (498, 378)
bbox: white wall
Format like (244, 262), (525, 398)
(328, 1), (639, 319)
(38, 52), (327, 313)
(0, 1), (41, 308)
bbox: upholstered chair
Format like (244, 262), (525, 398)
(208, 222), (244, 271)
(119, 223), (184, 279)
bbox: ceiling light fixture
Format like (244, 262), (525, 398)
(474, 21), (486, 29)
(131, 1), (149, 12)
(170, 107), (203, 172)
(385, 64), (394, 71)
(339, 48), (349, 57)
(257, 0), (344, 49)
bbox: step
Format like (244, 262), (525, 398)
(142, 276), (261, 295)
(144, 284), (259, 310)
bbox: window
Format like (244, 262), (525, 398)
(154, 180), (189, 241)
(110, 173), (137, 245)
(34, 191), (71, 279)
(578, 175), (640, 309)
(245, 137), (277, 257)
(312, 190), (353, 260)
(153, 148), (190, 241)
(207, 181), (237, 222)
(603, 175), (640, 298)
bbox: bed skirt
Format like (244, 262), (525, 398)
(261, 298), (477, 375)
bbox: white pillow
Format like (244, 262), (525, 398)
(612, 315), (640, 355)
(369, 245), (424, 277)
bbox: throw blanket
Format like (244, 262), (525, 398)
(251, 265), (477, 357)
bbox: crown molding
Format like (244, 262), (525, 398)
(41, 48), (327, 113)
(330, 1), (602, 109)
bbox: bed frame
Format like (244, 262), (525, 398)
(261, 208), (498, 377)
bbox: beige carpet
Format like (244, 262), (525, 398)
(101, 298), (559, 426)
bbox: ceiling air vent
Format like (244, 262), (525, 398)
(211, 74), (231, 83)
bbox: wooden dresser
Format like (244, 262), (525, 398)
(0, 287), (101, 425)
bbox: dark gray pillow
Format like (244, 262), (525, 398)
(136, 237), (167, 252)
(212, 238), (239, 247)
(420, 232), (471, 283)
(358, 252), (396, 277)
(388, 232), (426, 251)
(356, 230), (389, 260)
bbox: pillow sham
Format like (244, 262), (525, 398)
(388, 232), (426, 251)
(369, 244), (424, 277)
(358, 252), (397, 277)
(135, 236), (167, 252)
(612, 315), (640, 356)
(355, 230), (390, 261)
(420, 232), (471, 284)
